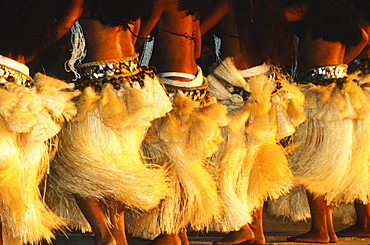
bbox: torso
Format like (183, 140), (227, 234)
(218, 10), (263, 70)
(297, 34), (346, 72)
(151, 0), (199, 76)
(79, 12), (137, 62)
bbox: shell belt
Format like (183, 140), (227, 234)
(0, 64), (33, 88)
(73, 56), (156, 92)
(297, 64), (348, 87)
(163, 78), (212, 106)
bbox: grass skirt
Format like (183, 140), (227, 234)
(0, 73), (77, 244)
(205, 58), (305, 232)
(125, 76), (229, 239)
(46, 74), (172, 231)
(268, 73), (370, 221)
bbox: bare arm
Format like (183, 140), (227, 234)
(344, 27), (369, 64)
(31, 0), (84, 61)
(194, 22), (202, 59)
(128, 18), (141, 43)
(200, 0), (231, 35)
(134, 0), (167, 51)
(50, 0), (84, 43)
(283, 3), (308, 22)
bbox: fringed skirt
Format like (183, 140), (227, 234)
(125, 74), (229, 239)
(0, 73), (77, 244)
(46, 59), (172, 231)
(268, 73), (370, 222)
(205, 58), (305, 232)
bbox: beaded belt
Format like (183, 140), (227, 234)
(0, 64), (34, 87)
(348, 56), (370, 77)
(297, 64), (348, 86)
(163, 78), (212, 106)
(73, 55), (156, 92)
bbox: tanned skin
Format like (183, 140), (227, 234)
(336, 200), (370, 237)
(201, 0), (263, 71)
(135, 0), (201, 82)
(200, 1), (276, 244)
(336, 25), (370, 239)
(0, 1), (84, 244)
(6, 0), (84, 64)
(132, 0), (204, 244)
(73, 4), (145, 245)
(286, 9), (369, 245)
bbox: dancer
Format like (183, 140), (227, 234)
(46, 0), (173, 245)
(270, 0), (370, 243)
(0, 0), (83, 244)
(200, 0), (306, 244)
(125, 0), (228, 244)
(336, 20), (370, 238)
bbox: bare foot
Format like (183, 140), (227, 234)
(179, 229), (189, 245)
(328, 229), (338, 243)
(287, 231), (330, 243)
(148, 234), (182, 245)
(240, 233), (265, 244)
(336, 224), (370, 237)
(213, 226), (254, 245)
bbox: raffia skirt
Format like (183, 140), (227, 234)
(205, 58), (306, 232)
(46, 62), (172, 232)
(125, 72), (229, 239)
(268, 74), (370, 222)
(0, 73), (77, 244)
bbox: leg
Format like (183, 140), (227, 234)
(179, 229), (189, 245)
(245, 205), (266, 244)
(287, 191), (330, 243)
(75, 196), (116, 245)
(337, 200), (370, 237)
(213, 224), (254, 245)
(0, 222), (3, 245)
(109, 205), (128, 245)
(147, 233), (182, 245)
(326, 205), (338, 242)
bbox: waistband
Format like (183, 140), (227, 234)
(159, 66), (204, 89)
(73, 54), (156, 92)
(160, 69), (211, 106)
(239, 62), (271, 78)
(0, 64), (33, 88)
(0, 55), (33, 87)
(297, 64), (348, 85)
(76, 54), (140, 80)
(0, 55), (29, 75)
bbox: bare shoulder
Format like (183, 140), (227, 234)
(200, 0), (232, 34)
